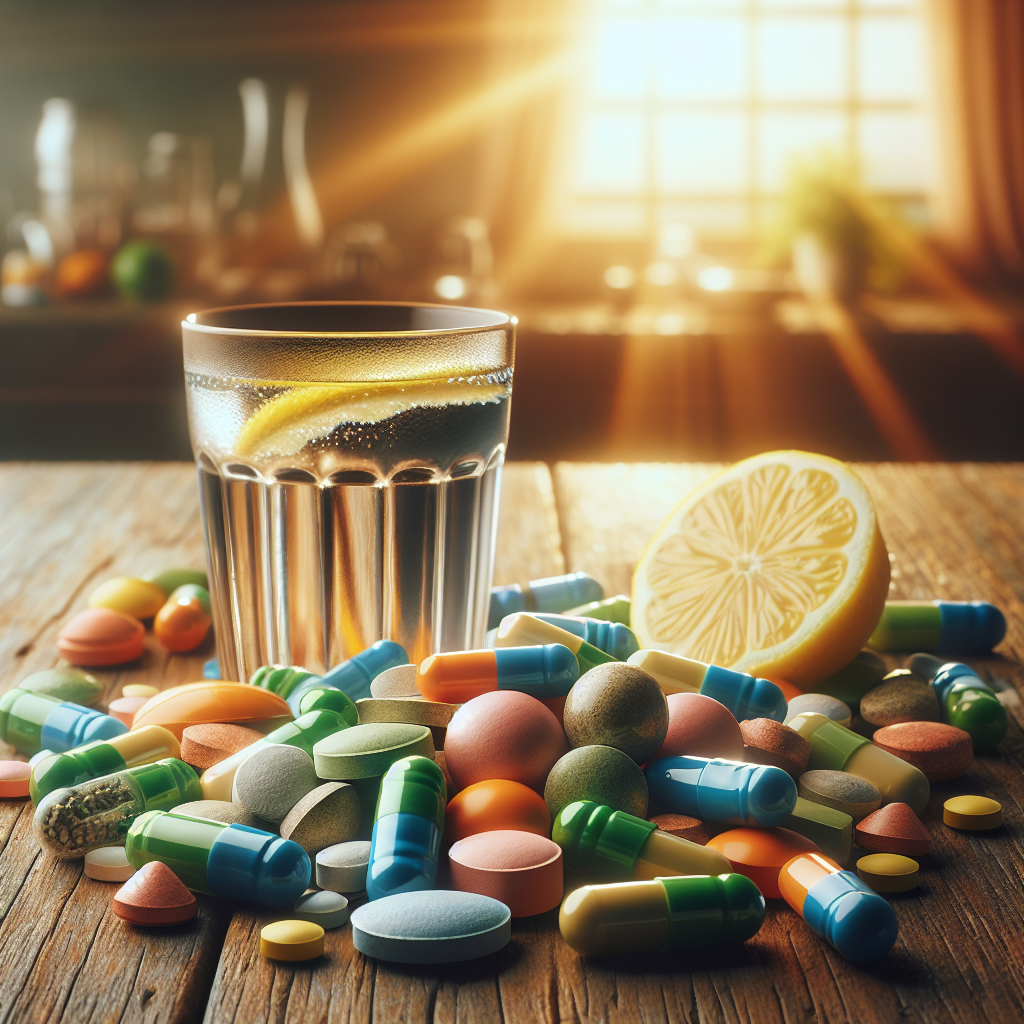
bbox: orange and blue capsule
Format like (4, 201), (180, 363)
(417, 644), (578, 703)
(779, 852), (898, 963)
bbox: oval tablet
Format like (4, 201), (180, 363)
(785, 693), (852, 729)
(123, 684), (160, 700)
(445, 779), (551, 843)
(798, 770), (881, 822)
(84, 846), (135, 882)
(871, 721), (973, 781)
(449, 830), (563, 917)
(856, 853), (919, 893)
(109, 696), (148, 728)
(132, 682), (293, 741)
(181, 723), (264, 771)
(233, 745), (319, 823)
(88, 578), (166, 620)
(351, 890), (511, 963)
(370, 664), (418, 698)
(356, 697), (459, 748)
(58, 608), (146, 667)
(312, 723), (433, 780)
(260, 920), (325, 961)
(707, 826), (820, 899)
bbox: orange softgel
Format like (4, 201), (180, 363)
(445, 779), (551, 843)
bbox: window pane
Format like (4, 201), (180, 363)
(859, 112), (930, 189)
(758, 112), (847, 190)
(656, 113), (748, 192)
(593, 17), (649, 100)
(760, 0), (844, 8)
(563, 199), (648, 234)
(857, 17), (924, 100)
(575, 113), (647, 194)
(758, 18), (848, 99)
(660, 200), (749, 233)
(655, 16), (748, 99)
(658, 0), (745, 9)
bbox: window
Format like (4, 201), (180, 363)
(560, 0), (931, 238)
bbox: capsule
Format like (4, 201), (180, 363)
(30, 724), (180, 802)
(907, 655), (1007, 752)
(249, 664), (320, 699)
(0, 688), (127, 756)
(532, 614), (640, 660)
(416, 644), (579, 703)
(33, 757), (202, 858)
(153, 584), (212, 652)
(564, 594), (631, 625)
(488, 572), (603, 630)
(803, 650), (886, 708)
(290, 685), (361, 720)
(200, 708), (353, 800)
(286, 640), (408, 711)
(366, 755), (446, 900)
(125, 809), (310, 907)
(646, 755), (797, 826)
(868, 600), (1006, 654)
(627, 650), (787, 723)
(779, 852), (898, 963)
(560, 874), (765, 956)
(494, 613), (618, 675)
(787, 711), (930, 814)
(552, 800), (729, 882)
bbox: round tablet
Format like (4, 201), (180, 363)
(122, 684), (160, 700)
(312, 723), (434, 780)
(292, 890), (350, 929)
(943, 795), (1002, 831)
(233, 745), (319, 823)
(860, 671), (940, 727)
(448, 830), (562, 918)
(785, 693), (852, 730)
(872, 722), (973, 781)
(260, 920), (325, 961)
(544, 744), (648, 820)
(739, 719), (810, 778)
(369, 664), (418, 698)
(648, 813), (715, 846)
(181, 723), (264, 771)
(112, 860), (197, 925)
(351, 890), (511, 963)
(280, 782), (361, 855)
(175, 799), (272, 830)
(653, 692), (744, 761)
(57, 607), (146, 666)
(84, 846), (135, 882)
(316, 841), (372, 893)
(0, 760), (31, 798)
(798, 770), (881, 822)
(444, 691), (566, 793)
(563, 663), (668, 764)
(108, 696), (148, 728)
(856, 853), (920, 893)
(355, 697), (459, 749)
(707, 827), (820, 899)
(445, 779), (551, 844)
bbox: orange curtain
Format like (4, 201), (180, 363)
(926, 0), (1024, 281)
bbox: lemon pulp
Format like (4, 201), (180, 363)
(631, 451), (890, 687)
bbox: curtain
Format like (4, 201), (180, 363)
(926, 0), (1024, 281)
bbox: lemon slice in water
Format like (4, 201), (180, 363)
(234, 378), (508, 459)
(631, 450), (890, 688)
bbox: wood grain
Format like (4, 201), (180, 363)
(0, 461), (1022, 1024)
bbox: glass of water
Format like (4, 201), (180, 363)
(182, 302), (515, 684)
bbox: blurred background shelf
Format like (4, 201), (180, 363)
(2, 297), (1020, 464)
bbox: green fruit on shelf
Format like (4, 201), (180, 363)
(111, 241), (175, 301)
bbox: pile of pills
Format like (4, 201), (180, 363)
(0, 568), (1013, 970)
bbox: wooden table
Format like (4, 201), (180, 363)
(1, 461), (1022, 1024)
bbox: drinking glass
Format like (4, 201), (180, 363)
(182, 302), (515, 684)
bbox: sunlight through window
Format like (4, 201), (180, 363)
(563, 0), (931, 237)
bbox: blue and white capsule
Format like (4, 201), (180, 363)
(488, 572), (603, 630)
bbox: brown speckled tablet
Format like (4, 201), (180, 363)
(112, 861), (197, 925)
(280, 782), (362, 855)
(739, 718), (810, 777)
(871, 721), (973, 781)
(855, 802), (931, 856)
(180, 723), (264, 771)
(860, 671), (940, 727)
(649, 813), (718, 845)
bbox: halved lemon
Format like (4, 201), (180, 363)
(631, 450), (890, 688)
(234, 378), (509, 459)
